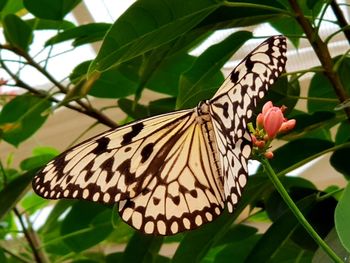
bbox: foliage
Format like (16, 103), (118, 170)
(0, 0), (350, 262)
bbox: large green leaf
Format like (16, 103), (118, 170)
(60, 201), (113, 252)
(46, 23), (111, 47)
(283, 111), (337, 141)
(308, 57), (350, 113)
(198, 0), (286, 30)
(23, 0), (81, 20)
(0, 93), (52, 146)
(245, 195), (316, 262)
(263, 75), (300, 114)
(70, 60), (138, 99)
(335, 121), (350, 144)
(269, 0), (323, 47)
(0, 0), (23, 20)
(0, 170), (36, 220)
(268, 138), (334, 174)
(89, 0), (220, 73)
(147, 53), (195, 96)
(176, 30), (253, 109)
(121, 232), (163, 263)
(3, 14), (33, 51)
(330, 146), (350, 180)
(335, 183), (350, 254)
(313, 228), (350, 262)
(26, 18), (75, 30)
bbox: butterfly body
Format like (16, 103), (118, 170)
(33, 36), (287, 235)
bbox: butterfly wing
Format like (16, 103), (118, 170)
(33, 109), (224, 235)
(209, 36), (287, 212)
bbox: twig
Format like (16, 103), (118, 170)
(13, 208), (49, 263)
(0, 47), (118, 128)
(330, 0), (350, 44)
(288, 0), (350, 120)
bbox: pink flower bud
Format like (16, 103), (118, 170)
(251, 134), (257, 144)
(255, 140), (265, 148)
(262, 101), (273, 116)
(263, 107), (284, 139)
(264, 151), (274, 159)
(279, 119), (296, 133)
(256, 113), (264, 128)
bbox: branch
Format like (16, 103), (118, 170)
(288, 0), (350, 120)
(330, 0), (350, 44)
(0, 45), (118, 128)
(13, 208), (49, 263)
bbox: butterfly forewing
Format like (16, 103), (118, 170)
(32, 36), (287, 235)
(33, 109), (225, 235)
(209, 36), (287, 211)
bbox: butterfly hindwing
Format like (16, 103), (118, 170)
(209, 36), (287, 211)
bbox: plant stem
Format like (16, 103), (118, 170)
(261, 158), (344, 263)
(13, 208), (49, 263)
(330, 0), (350, 44)
(288, 0), (350, 120)
(0, 45), (118, 129)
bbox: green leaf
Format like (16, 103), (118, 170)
(40, 200), (75, 234)
(0, 0), (8, 12)
(176, 30), (253, 109)
(246, 195), (316, 262)
(121, 232), (163, 263)
(147, 53), (195, 96)
(90, 0), (220, 73)
(20, 154), (55, 171)
(264, 75), (300, 114)
(308, 73), (337, 113)
(308, 57), (350, 113)
(149, 97), (176, 115)
(0, 170), (36, 220)
(60, 201), (113, 252)
(283, 111), (337, 141)
(335, 182), (350, 253)
(313, 228), (350, 262)
(70, 60), (138, 99)
(214, 235), (260, 263)
(32, 146), (59, 156)
(269, 0), (323, 47)
(118, 98), (149, 120)
(269, 138), (334, 173)
(335, 121), (350, 144)
(0, 94), (52, 146)
(330, 146), (350, 180)
(23, 0), (81, 20)
(0, 0), (23, 20)
(200, 0), (286, 29)
(46, 23), (111, 47)
(26, 18), (75, 30)
(3, 14), (33, 51)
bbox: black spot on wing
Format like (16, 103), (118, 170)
(231, 70), (239, 83)
(141, 143), (154, 163)
(92, 137), (110, 154)
(121, 122), (144, 145)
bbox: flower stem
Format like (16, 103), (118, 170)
(260, 158), (344, 263)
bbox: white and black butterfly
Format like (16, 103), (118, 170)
(32, 36), (287, 235)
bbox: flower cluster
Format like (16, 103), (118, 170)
(249, 101), (296, 159)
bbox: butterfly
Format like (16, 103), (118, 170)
(32, 36), (287, 235)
